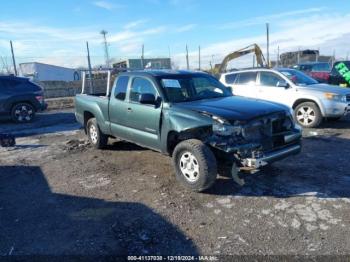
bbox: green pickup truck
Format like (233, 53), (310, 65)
(75, 70), (302, 192)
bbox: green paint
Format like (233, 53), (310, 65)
(335, 62), (350, 85)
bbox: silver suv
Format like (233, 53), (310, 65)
(220, 68), (350, 128)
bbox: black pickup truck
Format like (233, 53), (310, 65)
(0, 75), (47, 122)
(75, 70), (302, 192)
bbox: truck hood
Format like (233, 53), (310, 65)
(174, 96), (288, 122)
(297, 83), (350, 95)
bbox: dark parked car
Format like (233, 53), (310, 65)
(0, 75), (47, 122)
(294, 62), (331, 83)
(329, 61), (350, 87)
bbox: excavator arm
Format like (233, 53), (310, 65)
(217, 44), (267, 74)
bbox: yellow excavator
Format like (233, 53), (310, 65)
(214, 44), (268, 75)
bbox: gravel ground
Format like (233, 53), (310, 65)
(0, 110), (350, 257)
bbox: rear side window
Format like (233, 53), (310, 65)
(114, 76), (129, 100)
(236, 72), (257, 85)
(225, 73), (237, 84)
(259, 72), (284, 87)
(300, 65), (312, 71)
(312, 63), (330, 72)
(0, 79), (21, 89)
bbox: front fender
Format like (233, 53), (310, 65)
(160, 105), (213, 153)
(293, 94), (326, 116)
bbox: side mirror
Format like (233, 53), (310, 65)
(139, 93), (156, 105)
(276, 80), (289, 88)
(226, 86), (233, 93)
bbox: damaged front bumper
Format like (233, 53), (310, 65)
(241, 143), (301, 169)
(209, 126), (302, 170)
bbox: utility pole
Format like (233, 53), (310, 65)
(86, 41), (93, 93)
(186, 45), (189, 70)
(198, 45), (201, 71)
(10, 41), (17, 76)
(276, 46), (280, 68)
(266, 23), (270, 67)
(100, 30), (110, 68)
(141, 44), (145, 69)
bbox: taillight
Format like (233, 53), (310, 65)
(35, 96), (43, 102)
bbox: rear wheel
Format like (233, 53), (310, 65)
(11, 103), (35, 123)
(294, 102), (322, 128)
(86, 118), (108, 149)
(173, 139), (217, 192)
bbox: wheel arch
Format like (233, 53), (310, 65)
(83, 111), (95, 134)
(10, 100), (35, 111)
(292, 98), (325, 116)
(166, 126), (212, 156)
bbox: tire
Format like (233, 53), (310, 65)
(294, 102), (322, 128)
(11, 102), (35, 123)
(172, 139), (217, 192)
(86, 118), (108, 149)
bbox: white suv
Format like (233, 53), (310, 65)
(220, 68), (350, 128)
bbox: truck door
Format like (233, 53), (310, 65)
(257, 71), (293, 107)
(109, 76), (133, 140)
(125, 76), (162, 150)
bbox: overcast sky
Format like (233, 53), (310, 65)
(1, 0), (350, 69)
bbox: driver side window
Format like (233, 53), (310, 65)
(259, 72), (284, 87)
(129, 77), (157, 103)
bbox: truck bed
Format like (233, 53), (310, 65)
(74, 94), (111, 134)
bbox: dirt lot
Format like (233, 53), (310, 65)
(1, 109), (350, 257)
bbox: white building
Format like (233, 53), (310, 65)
(19, 62), (80, 82)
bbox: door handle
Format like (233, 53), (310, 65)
(127, 107), (133, 112)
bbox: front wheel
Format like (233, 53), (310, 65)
(172, 139), (217, 192)
(86, 118), (108, 149)
(294, 102), (322, 128)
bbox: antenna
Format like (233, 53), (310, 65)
(100, 30), (110, 68)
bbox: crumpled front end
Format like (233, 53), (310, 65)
(208, 112), (302, 170)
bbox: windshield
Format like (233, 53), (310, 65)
(278, 69), (319, 86)
(159, 74), (232, 103)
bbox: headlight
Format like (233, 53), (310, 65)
(282, 117), (293, 130)
(324, 93), (346, 102)
(212, 117), (242, 136)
